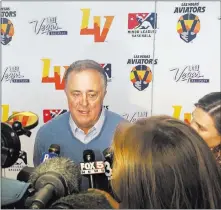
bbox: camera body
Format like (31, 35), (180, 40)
(1, 112), (39, 209)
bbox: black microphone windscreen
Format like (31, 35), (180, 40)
(29, 157), (81, 195)
(103, 148), (112, 159)
(83, 149), (94, 156)
(83, 149), (95, 162)
(103, 148), (110, 156)
(49, 144), (60, 155)
(50, 191), (112, 209)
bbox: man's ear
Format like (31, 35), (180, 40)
(104, 90), (107, 97)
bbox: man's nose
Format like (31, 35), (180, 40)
(80, 94), (89, 106)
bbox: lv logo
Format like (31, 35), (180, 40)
(172, 105), (192, 124)
(80, 8), (114, 42)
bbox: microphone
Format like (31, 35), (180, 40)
(40, 144), (60, 163)
(81, 150), (105, 189)
(17, 166), (35, 182)
(103, 148), (122, 203)
(26, 157), (81, 209)
(17, 144), (60, 183)
(49, 191), (112, 209)
(103, 148), (113, 180)
(48, 144), (60, 155)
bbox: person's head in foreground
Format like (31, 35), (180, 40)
(64, 59), (107, 134)
(191, 92), (221, 164)
(50, 191), (112, 209)
(110, 116), (221, 209)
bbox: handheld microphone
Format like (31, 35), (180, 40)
(81, 150), (105, 189)
(17, 166), (35, 182)
(48, 144), (60, 155)
(103, 148), (113, 180)
(102, 149), (120, 203)
(49, 191), (112, 209)
(17, 144), (60, 182)
(26, 157), (81, 209)
(40, 144), (60, 163)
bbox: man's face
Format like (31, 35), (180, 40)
(65, 69), (106, 133)
(191, 107), (221, 148)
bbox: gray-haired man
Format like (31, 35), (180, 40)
(33, 60), (126, 189)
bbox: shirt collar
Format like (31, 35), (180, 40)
(69, 108), (106, 134)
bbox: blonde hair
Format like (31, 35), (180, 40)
(110, 116), (221, 208)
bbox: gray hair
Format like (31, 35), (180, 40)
(64, 59), (107, 90)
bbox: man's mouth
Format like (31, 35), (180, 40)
(78, 110), (89, 115)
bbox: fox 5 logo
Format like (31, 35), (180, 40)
(80, 161), (105, 174)
(81, 161), (104, 170)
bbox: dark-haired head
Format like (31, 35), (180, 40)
(191, 92), (221, 148)
(111, 116), (221, 209)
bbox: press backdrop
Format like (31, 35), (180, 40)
(1, 1), (220, 178)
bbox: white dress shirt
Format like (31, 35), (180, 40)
(69, 108), (106, 144)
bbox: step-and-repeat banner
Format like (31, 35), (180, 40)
(1, 1), (220, 178)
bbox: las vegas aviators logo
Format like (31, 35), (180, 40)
(80, 8), (114, 42)
(127, 54), (157, 91)
(1, 18), (15, 45)
(177, 13), (200, 43)
(174, 2), (206, 43)
(1, 7), (16, 45)
(130, 65), (152, 91)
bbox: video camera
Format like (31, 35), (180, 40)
(1, 111), (38, 168)
(1, 111), (39, 208)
